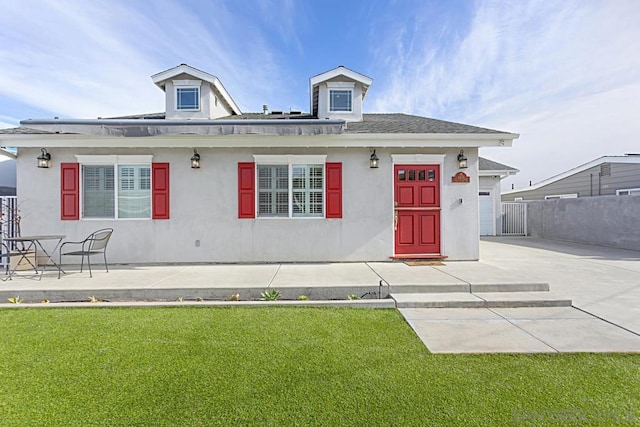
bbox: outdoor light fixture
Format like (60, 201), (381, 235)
(457, 149), (468, 169)
(191, 149), (201, 169)
(37, 148), (51, 168)
(369, 150), (379, 169)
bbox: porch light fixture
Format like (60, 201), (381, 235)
(457, 149), (468, 169)
(191, 149), (201, 169)
(369, 150), (379, 169)
(37, 148), (51, 168)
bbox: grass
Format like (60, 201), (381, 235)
(0, 307), (638, 426)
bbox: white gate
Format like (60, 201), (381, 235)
(500, 202), (527, 236)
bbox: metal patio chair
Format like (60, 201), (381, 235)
(59, 228), (113, 278)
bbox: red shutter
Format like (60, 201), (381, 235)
(325, 162), (342, 218)
(152, 163), (170, 219)
(238, 162), (255, 218)
(60, 163), (80, 220)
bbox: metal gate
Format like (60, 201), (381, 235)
(500, 202), (527, 236)
(1, 196), (19, 267)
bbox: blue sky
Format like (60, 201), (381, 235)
(1, 0), (639, 189)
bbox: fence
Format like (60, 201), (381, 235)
(1, 196), (19, 267)
(501, 202), (527, 236)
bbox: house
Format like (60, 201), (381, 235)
(0, 64), (518, 263)
(478, 157), (518, 236)
(502, 154), (640, 201)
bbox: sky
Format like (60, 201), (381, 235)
(1, 0), (639, 190)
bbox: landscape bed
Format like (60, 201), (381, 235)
(0, 307), (638, 426)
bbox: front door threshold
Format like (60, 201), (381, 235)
(390, 254), (448, 260)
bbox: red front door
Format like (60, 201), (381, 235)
(394, 164), (441, 256)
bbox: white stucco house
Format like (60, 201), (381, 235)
(0, 64), (518, 263)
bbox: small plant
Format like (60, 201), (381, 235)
(41, 299), (50, 304)
(8, 296), (23, 304)
(298, 295), (308, 301)
(88, 295), (100, 303)
(261, 289), (281, 301)
(177, 297), (184, 302)
(347, 294), (359, 300)
(195, 297), (203, 302)
(230, 293), (240, 301)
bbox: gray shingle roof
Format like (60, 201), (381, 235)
(223, 112), (508, 134)
(479, 157), (518, 171)
(346, 114), (506, 134)
(1, 112), (512, 135)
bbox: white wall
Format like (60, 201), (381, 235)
(164, 81), (232, 120)
(479, 175), (502, 236)
(16, 146), (481, 263)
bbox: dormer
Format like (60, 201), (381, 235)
(151, 64), (242, 120)
(309, 66), (372, 122)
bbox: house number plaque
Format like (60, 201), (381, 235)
(451, 172), (470, 183)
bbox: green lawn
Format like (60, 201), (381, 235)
(0, 307), (638, 426)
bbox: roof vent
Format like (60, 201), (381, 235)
(271, 111), (283, 115)
(600, 164), (611, 176)
(262, 104), (269, 115)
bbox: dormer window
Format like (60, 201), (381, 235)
(329, 90), (352, 112)
(174, 79), (202, 111)
(327, 82), (355, 113)
(177, 87), (199, 110)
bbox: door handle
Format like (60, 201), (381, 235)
(394, 212), (398, 231)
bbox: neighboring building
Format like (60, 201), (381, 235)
(0, 64), (518, 263)
(478, 157), (518, 236)
(502, 155), (640, 201)
(0, 149), (17, 196)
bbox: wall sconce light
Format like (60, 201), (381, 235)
(369, 150), (379, 169)
(37, 148), (51, 168)
(457, 149), (468, 169)
(191, 149), (201, 169)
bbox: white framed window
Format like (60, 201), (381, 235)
(253, 155), (326, 218)
(174, 79), (201, 111)
(327, 81), (355, 113)
(76, 155), (152, 219)
(616, 188), (640, 195)
(329, 89), (352, 112)
(544, 193), (578, 200)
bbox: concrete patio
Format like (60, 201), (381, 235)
(1, 237), (639, 353)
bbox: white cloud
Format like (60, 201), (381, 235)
(367, 0), (640, 190)
(0, 0), (298, 119)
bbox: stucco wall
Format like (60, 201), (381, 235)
(479, 175), (501, 236)
(526, 196), (640, 251)
(16, 146), (480, 263)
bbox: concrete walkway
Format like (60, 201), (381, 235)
(399, 237), (640, 353)
(1, 237), (639, 353)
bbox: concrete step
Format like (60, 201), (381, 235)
(391, 292), (572, 309)
(389, 282), (549, 294)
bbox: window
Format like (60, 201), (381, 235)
(257, 164), (324, 218)
(544, 194), (578, 200)
(254, 155), (327, 218)
(77, 156), (153, 219)
(176, 87), (199, 110)
(82, 164), (151, 219)
(617, 188), (640, 195)
(329, 89), (352, 112)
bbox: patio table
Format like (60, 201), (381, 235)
(3, 235), (66, 280)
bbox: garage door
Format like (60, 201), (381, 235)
(479, 191), (494, 236)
